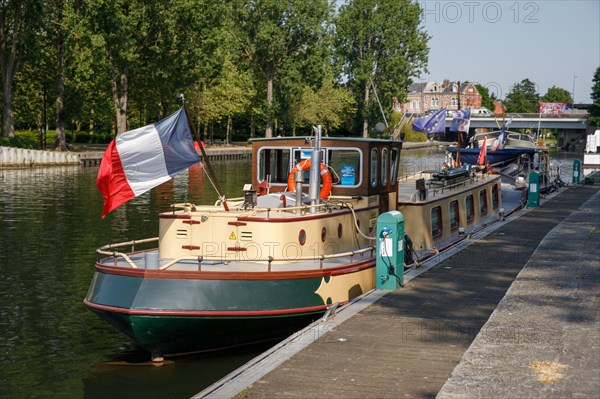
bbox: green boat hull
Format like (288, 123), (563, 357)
(88, 308), (323, 356)
(85, 268), (332, 356)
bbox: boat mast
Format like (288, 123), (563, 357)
(456, 81), (461, 166)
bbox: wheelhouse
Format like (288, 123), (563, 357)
(251, 137), (402, 212)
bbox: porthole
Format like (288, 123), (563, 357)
(298, 229), (306, 246)
(338, 223), (343, 238)
(321, 227), (327, 242)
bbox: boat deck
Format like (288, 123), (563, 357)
(397, 170), (499, 203)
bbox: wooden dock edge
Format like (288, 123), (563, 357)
(193, 185), (569, 399)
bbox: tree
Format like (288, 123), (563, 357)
(195, 57), (255, 144)
(504, 78), (539, 113)
(474, 83), (496, 111)
(589, 67), (600, 128)
(1, 0), (43, 137)
(335, 0), (429, 137)
(541, 85), (573, 104)
(290, 77), (355, 135)
(236, 0), (332, 137)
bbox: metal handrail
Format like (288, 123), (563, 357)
(158, 245), (375, 270)
(96, 238), (374, 271)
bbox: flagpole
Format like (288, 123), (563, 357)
(179, 95), (230, 211)
(456, 81), (461, 167)
(536, 104), (542, 140)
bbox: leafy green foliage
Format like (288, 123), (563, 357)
(335, 0), (429, 136)
(588, 67), (600, 128)
(474, 84), (496, 111)
(4, 0), (431, 139)
(504, 79), (540, 113)
(290, 77), (356, 134)
(541, 86), (573, 104)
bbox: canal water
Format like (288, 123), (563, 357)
(0, 147), (579, 398)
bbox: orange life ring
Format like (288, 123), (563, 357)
(287, 159), (333, 200)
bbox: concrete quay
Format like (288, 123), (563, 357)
(197, 184), (599, 399)
(437, 190), (599, 398)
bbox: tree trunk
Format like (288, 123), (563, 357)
(2, 81), (15, 138)
(250, 115), (255, 138)
(362, 82), (370, 138)
(111, 70), (128, 134)
(226, 114), (232, 144)
(0, 3), (20, 138)
(265, 77), (273, 138)
(55, 22), (67, 151)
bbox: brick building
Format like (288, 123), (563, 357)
(393, 80), (482, 114)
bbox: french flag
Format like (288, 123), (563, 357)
(96, 107), (200, 217)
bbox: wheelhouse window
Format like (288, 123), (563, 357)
(370, 148), (378, 187)
(492, 184), (499, 209)
(466, 195), (474, 224)
(381, 148), (389, 186)
(449, 200), (459, 231)
(328, 148), (362, 187)
(431, 206), (442, 238)
(480, 189), (488, 216)
(258, 146), (363, 187)
(390, 148), (400, 183)
(258, 147), (291, 184)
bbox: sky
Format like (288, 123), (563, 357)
(416, 0), (599, 103)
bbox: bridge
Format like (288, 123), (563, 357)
(441, 113), (590, 150)
(444, 114), (588, 130)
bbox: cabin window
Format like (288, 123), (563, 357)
(466, 195), (474, 224)
(431, 206), (442, 238)
(449, 200), (459, 231)
(328, 148), (362, 187)
(258, 147), (291, 184)
(480, 189), (488, 216)
(390, 148), (400, 183)
(381, 148), (389, 186)
(492, 184), (499, 209)
(370, 148), (378, 187)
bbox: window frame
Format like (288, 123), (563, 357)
(480, 189), (488, 216)
(466, 194), (474, 224)
(431, 206), (443, 239)
(449, 200), (459, 231)
(381, 148), (389, 186)
(370, 148), (378, 187)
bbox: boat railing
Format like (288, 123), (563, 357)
(170, 199), (354, 217)
(97, 237), (159, 269)
(398, 171), (495, 202)
(97, 239), (375, 271)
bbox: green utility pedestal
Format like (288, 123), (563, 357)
(528, 171), (540, 208)
(572, 159), (581, 183)
(376, 211), (404, 290)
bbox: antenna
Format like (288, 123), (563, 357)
(369, 77), (388, 128)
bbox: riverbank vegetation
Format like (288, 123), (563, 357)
(1, 0), (430, 147)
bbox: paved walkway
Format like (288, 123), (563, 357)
(210, 185), (599, 399)
(438, 190), (600, 398)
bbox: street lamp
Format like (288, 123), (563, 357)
(572, 74), (578, 104)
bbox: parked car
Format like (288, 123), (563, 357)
(470, 107), (493, 117)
